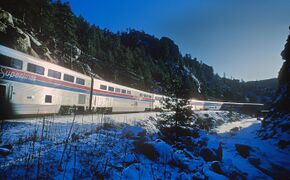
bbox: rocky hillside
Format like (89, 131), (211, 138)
(243, 78), (278, 106)
(0, 8), (94, 77)
(258, 28), (290, 150)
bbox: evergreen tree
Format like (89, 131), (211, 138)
(53, 0), (77, 60)
(157, 64), (194, 141)
(87, 25), (101, 57)
(76, 16), (90, 52)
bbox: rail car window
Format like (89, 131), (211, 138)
(108, 86), (114, 92)
(63, 74), (74, 83)
(121, 89), (126, 94)
(27, 63), (44, 75)
(127, 90), (131, 95)
(115, 88), (121, 93)
(100, 85), (107, 90)
(45, 95), (52, 103)
(0, 55), (23, 70)
(48, 69), (61, 79)
(76, 78), (85, 85)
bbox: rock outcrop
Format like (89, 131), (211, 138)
(258, 27), (290, 149)
(0, 9), (53, 62)
(0, 9), (98, 77)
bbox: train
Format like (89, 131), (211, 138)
(0, 45), (263, 116)
(189, 99), (264, 115)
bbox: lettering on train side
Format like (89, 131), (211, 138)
(0, 67), (36, 80)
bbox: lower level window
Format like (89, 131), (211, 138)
(45, 95), (52, 103)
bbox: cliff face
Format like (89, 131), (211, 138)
(258, 29), (290, 149)
(0, 9), (94, 76)
(276, 30), (290, 113)
(0, 9), (56, 63)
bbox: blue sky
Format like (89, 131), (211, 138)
(64, 0), (290, 81)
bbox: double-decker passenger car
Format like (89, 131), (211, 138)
(91, 78), (154, 112)
(0, 45), (154, 115)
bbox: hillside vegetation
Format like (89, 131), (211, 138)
(0, 0), (276, 103)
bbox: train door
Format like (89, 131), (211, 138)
(0, 84), (6, 98)
(0, 82), (13, 100)
(0, 82), (14, 117)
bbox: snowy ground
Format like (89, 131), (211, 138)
(211, 119), (290, 179)
(0, 111), (289, 179)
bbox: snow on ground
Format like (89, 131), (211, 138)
(0, 112), (159, 144)
(211, 118), (290, 179)
(213, 118), (260, 134)
(0, 111), (289, 179)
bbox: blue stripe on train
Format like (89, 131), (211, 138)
(2, 76), (154, 102)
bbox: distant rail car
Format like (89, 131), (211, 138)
(0, 45), (263, 116)
(190, 99), (264, 115)
(220, 102), (264, 115)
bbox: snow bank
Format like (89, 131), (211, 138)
(0, 112), (289, 179)
(213, 118), (260, 134)
(149, 140), (173, 163)
(122, 126), (146, 139)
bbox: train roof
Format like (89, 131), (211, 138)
(0, 45), (90, 79)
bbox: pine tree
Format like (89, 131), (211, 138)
(53, 0), (77, 60)
(157, 64), (194, 141)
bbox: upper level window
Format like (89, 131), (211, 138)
(121, 89), (126, 94)
(115, 88), (121, 93)
(76, 78), (85, 85)
(63, 74), (74, 83)
(108, 86), (114, 92)
(100, 85), (107, 90)
(0, 55), (23, 70)
(27, 63), (44, 75)
(48, 69), (61, 79)
(127, 90), (131, 95)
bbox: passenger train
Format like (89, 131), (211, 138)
(0, 45), (263, 116)
(0, 45), (165, 115)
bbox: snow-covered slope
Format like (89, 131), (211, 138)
(0, 111), (289, 179)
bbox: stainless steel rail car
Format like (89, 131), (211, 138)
(0, 45), (155, 115)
